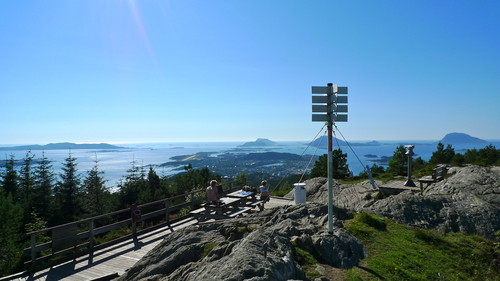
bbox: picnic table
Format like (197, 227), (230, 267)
(190, 197), (252, 221)
(227, 190), (265, 211)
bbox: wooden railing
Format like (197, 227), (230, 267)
(23, 185), (239, 271)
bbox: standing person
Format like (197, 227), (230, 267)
(259, 180), (270, 202)
(206, 180), (219, 203)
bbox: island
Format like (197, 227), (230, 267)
(0, 142), (126, 151)
(238, 138), (278, 147)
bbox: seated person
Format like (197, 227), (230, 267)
(242, 185), (257, 193)
(206, 180), (220, 204)
(259, 180), (270, 202)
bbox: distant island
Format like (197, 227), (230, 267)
(238, 138), (278, 147)
(0, 142), (126, 151)
(310, 136), (381, 148)
(440, 132), (488, 145)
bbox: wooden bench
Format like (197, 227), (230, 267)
(227, 207), (252, 218)
(249, 200), (264, 211)
(418, 166), (447, 190)
(189, 207), (212, 221)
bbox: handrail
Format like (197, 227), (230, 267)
(23, 184), (240, 271)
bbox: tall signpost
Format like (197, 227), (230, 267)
(312, 83), (348, 234)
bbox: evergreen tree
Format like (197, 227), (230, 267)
(118, 159), (148, 207)
(309, 149), (351, 179)
(429, 142), (455, 164)
(1, 154), (19, 202)
(54, 153), (82, 224)
(234, 172), (248, 186)
(310, 154), (327, 178)
(477, 144), (499, 166)
(0, 189), (23, 276)
(19, 151), (36, 221)
(82, 158), (109, 216)
(147, 167), (160, 202)
(387, 145), (407, 176)
(33, 151), (54, 221)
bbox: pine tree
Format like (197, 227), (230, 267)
(82, 157), (109, 216)
(387, 145), (407, 176)
(0, 189), (23, 276)
(54, 153), (82, 224)
(1, 154), (19, 202)
(33, 151), (54, 221)
(429, 142), (455, 164)
(309, 149), (351, 179)
(147, 167), (160, 202)
(19, 151), (36, 222)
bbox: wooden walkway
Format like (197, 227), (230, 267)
(379, 180), (421, 195)
(10, 197), (293, 281)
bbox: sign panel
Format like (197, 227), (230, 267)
(332, 96), (348, 103)
(312, 105), (328, 112)
(311, 86), (329, 94)
(312, 114), (330, 122)
(312, 113), (348, 122)
(332, 104), (348, 113)
(337, 87), (348, 95)
(333, 114), (348, 122)
(312, 96), (330, 104)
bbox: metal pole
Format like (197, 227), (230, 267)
(327, 83), (334, 234)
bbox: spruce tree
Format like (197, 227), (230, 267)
(1, 154), (19, 202)
(55, 153), (82, 224)
(387, 145), (407, 176)
(19, 151), (36, 222)
(309, 149), (351, 179)
(82, 158), (109, 216)
(0, 189), (23, 276)
(147, 167), (160, 202)
(33, 151), (54, 221)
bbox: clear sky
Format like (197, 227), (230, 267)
(1, 0), (499, 144)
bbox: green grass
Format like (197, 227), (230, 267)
(345, 213), (500, 281)
(201, 242), (218, 259)
(294, 246), (321, 279)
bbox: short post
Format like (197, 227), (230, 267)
(165, 200), (170, 224)
(30, 233), (36, 267)
(404, 145), (416, 187)
(89, 219), (94, 253)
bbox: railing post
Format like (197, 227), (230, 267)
(165, 200), (170, 224)
(30, 233), (36, 267)
(89, 219), (94, 253)
(132, 220), (137, 239)
(190, 191), (195, 207)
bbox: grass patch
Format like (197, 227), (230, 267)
(294, 246), (321, 279)
(201, 242), (218, 259)
(345, 213), (500, 280)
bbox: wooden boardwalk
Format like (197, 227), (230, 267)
(10, 197), (293, 281)
(379, 180), (421, 195)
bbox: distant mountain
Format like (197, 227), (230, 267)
(310, 136), (381, 148)
(0, 142), (126, 151)
(238, 138), (278, 147)
(440, 133), (488, 145)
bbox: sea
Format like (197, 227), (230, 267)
(1, 140), (498, 190)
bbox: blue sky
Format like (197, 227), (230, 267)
(1, 0), (499, 144)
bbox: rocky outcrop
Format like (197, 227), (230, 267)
(364, 166), (500, 238)
(118, 204), (365, 281)
(292, 166), (500, 239)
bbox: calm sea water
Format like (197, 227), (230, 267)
(1, 140), (498, 189)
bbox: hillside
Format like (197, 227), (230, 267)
(440, 132), (488, 144)
(0, 142), (125, 151)
(238, 138), (278, 147)
(118, 165), (499, 281)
